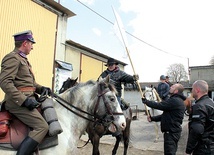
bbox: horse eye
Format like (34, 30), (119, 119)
(110, 97), (115, 102)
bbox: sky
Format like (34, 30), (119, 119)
(58, 0), (214, 82)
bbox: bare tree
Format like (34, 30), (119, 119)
(167, 63), (188, 82)
(210, 55), (214, 65)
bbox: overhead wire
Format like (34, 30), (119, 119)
(76, 0), (188, 60)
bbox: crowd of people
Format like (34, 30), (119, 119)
(0, 30), (213, 155)
(144, 75), (214, 155)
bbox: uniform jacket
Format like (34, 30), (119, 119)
(146, 93), (186, 133)
(0, 48), (42, 106)
(186, 95), (214, 154)
(99, 66), (135, 97)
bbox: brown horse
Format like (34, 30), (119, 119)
(59, 78), (132, 155)
(184, 94), (195, 115)
(86, 105), (132, 155)
(59, 77), (78, 94)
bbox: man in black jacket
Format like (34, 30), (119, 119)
(157, 75), (170, 101)
(185, 80), (214, 155)
(99, 58), (138, 110)
(142, 83), (186, 155)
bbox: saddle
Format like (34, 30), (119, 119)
(0, 103), (58, 151)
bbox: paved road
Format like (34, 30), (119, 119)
(80, 111), (189, 155)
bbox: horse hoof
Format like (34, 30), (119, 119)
(154, 139), (158, 143)
(132, 116), (137, 120)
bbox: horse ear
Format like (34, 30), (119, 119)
(105, 75), (110, 83)
(74, 77), (78, 82)
(97, 75), (110, 83)
(97, 76), (103, 82)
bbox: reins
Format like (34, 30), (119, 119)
(52, 93), (95, 122)
(51, 82), (123, 123)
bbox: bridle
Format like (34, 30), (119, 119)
(52, 82), (123, 130)
(145, 89), (155, 101)
(92, 82), (124, 133)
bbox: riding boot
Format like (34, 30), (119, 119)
(16, 136), (39, 155)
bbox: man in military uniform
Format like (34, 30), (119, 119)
(185, 80), (214, 155)
(0, 30), (51, 155)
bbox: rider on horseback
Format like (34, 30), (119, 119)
(98, 58), (138, 110)
(0, 30), (51, 155)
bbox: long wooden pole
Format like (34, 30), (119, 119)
(112, 7), (149, 116)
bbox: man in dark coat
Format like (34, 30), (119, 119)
(99, 58), (138, 110)
(185, 80), (214, 155)
(166, 76), (173, 87)
(0, 30), (51, 155)
(157, 75), (170, 101)
(143, 83), (186, 155)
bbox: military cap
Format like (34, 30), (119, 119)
(13, 30), (36, 43)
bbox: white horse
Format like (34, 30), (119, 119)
(143, 86), (162, 142)
(0, 76), (126, 155)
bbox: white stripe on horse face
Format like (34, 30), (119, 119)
(114, 98), (126, 130)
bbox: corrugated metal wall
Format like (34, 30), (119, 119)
(0, 0), (57, 100)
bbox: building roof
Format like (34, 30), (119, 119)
(33, 0), (76, 17)
(189, 65), (214, 70)
(66, 40), (127, 66)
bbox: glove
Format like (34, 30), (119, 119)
(22, 97), (39, 111)
(41, 86), (52, 96)
(133, 74), (139, 81)
(142, 97), (148, 104)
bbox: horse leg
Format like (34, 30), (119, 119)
(112, 134), (122, 155)
(123, 119), (131, 155)
(152, 108), (159, 143)
(154, 122), (159, 143)
(87, 124), (101, 155)
(91, 134), (101, 155)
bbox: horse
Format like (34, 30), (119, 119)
(184, 94), (195, 116)
(59, 78), (132, 155)
(86, 104), (132, 155)
(142, 86), (162, 142)
(0, 76), (126, 155)
(59, 77), (78, 94)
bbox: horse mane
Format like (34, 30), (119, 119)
(106, 82), (117, 94)
(59, 79), (117, 106)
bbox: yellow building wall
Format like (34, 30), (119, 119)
(81, 54), (103, 82)
(0, 0), (57, 100)
(65, 46), (81, 81)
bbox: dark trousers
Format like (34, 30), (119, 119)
(164, 132), (181, 155)
(192, 141), (214, 155)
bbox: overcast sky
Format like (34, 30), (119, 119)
(59, 0), (214, 82)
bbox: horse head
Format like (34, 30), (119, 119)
(59, 77), (78, 94)
(143, 86), (162, 102)
(58, 75), (126, 135)
(143, 87), (157, 101)
(94, 75), (126, 133)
